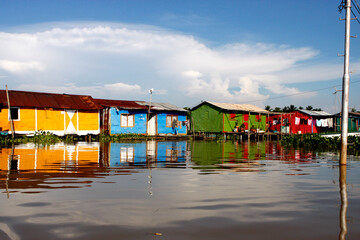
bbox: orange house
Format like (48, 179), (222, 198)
(0, 90), (101, 136)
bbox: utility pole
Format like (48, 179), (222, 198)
(340, 0), (351, 165)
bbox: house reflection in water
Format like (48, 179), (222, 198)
(0, 141), (189, 173)
(108, 141), (188, 168)
(0, 142), (101, 171)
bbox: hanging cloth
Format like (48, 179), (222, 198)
(321, 119), (328, 127)
(308, 119), (312, 126)
(327, 118), (333, 128)
(316, 119), (322, 127)
(295, 117), (300, 125)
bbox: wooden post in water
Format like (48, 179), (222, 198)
(6, 85), (14, 139)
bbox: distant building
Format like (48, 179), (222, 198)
(0, 90), (101, 136)
(190, 101), (268, 133)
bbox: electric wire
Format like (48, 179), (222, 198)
(240, 79), (360, 104)
(351, 0), (360, 24)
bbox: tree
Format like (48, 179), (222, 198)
(265, 105), (272, 111)
(289, 105), (297, 112)
(273, 107), (282, 112)
(313, 108), (322, 111)
(299, 106), (304, 110)
(306, 106), (313, 110)
(282, 106), (290, 112)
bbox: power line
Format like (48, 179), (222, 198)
(351, 0), (360, 24)
(240, 79), (360, 104)
(352, 0), (360, 14)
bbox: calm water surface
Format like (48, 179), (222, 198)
(0, 140), (359, 240)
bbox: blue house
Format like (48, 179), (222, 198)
(94, 99), (149, 135)
(95, 99), (188, 135)
(136, 102), (188, 135)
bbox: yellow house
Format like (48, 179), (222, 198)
(0, 90), (101, 136)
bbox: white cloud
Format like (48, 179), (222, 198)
(0, 22), (344, 107)
(0, 60), (45, 73)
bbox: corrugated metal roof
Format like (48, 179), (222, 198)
(136, 101), (187, 112)
(334, 111), (360, 117)
(94, 99), (148, 110)
(0, 90), (102, 110)
(201, 101), (268, 113)
(298, 109), (332, 116)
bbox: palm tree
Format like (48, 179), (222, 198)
(265, 105), (272, 111)
(273, 107), (282, 112)
(306, 106), (313, 110)
(289, 105), (297, 112)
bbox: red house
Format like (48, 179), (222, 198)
(268, 110), (334, 134)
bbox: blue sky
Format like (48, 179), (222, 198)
(0, 0), (359, 112)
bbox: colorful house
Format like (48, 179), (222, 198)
(0, 90), (101, 136)
(268, 110), (334, 134)
(190, 101), (268, 133)
(94, 99), (188, 136)
(137, 102), (188, 136)
(94, 99), (149, 135)
(333, 112), (360, 132)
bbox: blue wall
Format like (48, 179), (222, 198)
(157, 112), (187, 135)
(110, 108), (147, 134)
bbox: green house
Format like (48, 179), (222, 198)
(334, 112), (360, 132)
(190, 101), (268, 133)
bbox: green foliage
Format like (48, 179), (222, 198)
(99, 133), (149, 142)
(280, 134), (360, 151)
(33, 130), (60, 144)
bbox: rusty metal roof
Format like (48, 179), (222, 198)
(93, 99), (148, 110)
(192, 101), (268, 113)
(0, 90), (102, 110)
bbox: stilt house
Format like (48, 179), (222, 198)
(333, 112), (360, 132)
(0, 90), (101, 136)
(190, 101), (268, 134)
(94, 99), (187, 136)
(268, 110), (334, 134)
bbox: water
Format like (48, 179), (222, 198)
(0, 140), (359, 240)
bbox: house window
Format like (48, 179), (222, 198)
(166, 115), (178, 128)
(9, 107), (20, 121)
(121, 114), (135, 127)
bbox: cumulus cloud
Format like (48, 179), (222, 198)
(0, 22), (346, 106)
